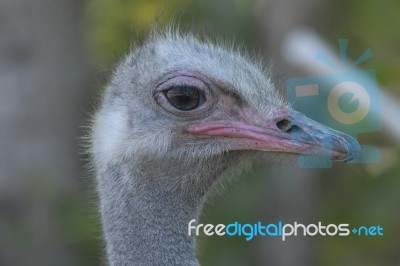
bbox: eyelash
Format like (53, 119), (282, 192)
(154, 74), (217, 117)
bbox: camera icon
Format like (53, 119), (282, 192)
(286, 68), (382, 168)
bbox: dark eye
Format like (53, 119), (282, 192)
(164, 85), (205, 111)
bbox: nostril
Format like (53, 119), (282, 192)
(276, 119), (291, 132)
(276, 118), (299, 133)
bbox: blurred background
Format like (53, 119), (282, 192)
(1, 0), (399, 265)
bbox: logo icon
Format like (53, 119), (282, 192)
(286, 39), (382, 168)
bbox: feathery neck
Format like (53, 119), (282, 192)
(96, 155), (231, 266)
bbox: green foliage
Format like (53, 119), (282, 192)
(86, 0), (256, 68)
(327, 0), (400, 89)
(86, 0), (184, 66)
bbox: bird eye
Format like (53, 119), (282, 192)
(164, 85), (205, 111)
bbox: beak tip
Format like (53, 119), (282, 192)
(323, 133), (360, 162)
(344, 135), (361, 162)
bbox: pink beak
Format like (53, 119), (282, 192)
(186, 110), (360, 162)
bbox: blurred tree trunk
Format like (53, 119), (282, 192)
(0, 0), (91, 265)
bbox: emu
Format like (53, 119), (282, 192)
(90, 30), (359, 265)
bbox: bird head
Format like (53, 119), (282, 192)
(92, 31), (359, 175)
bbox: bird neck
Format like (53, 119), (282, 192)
(97, 159), (214, 266)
